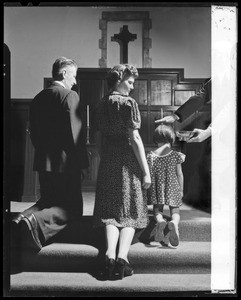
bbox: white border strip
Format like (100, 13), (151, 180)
(211, 5), (237, 292)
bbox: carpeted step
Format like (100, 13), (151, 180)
(13, 240), (210, 274)
(10, 214), (211, 244)
(10, 198), (211, 244)
(56, 216), (211, 243)
(9, 271), (211, 296)
(9, 196), (211, 295)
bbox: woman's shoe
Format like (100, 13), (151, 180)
(104, 258), (116, 280)
(116, 258), (134, 280)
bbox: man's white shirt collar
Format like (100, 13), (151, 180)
(53, 81), (65, 88)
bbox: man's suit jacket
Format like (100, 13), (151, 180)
(175, 78), (211, 124)
(30, 82), (89, 173)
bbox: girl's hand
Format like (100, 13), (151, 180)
(142, 174), (151, 189)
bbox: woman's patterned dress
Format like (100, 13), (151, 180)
(146, 150), (185, 207)
(93, 92), (149, 229)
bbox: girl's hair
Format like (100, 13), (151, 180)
(52, 57), (77, 80)
(106, 64), (138, 91)
(153, 124), (176, 145)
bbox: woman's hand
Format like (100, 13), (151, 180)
(81, 168), (89, 181)
(142, 173), (151, 189)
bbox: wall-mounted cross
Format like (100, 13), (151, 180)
(111, 25), (137, 64)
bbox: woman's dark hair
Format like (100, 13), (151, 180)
(106, 64), (138, 91)
(153, 124), (176, 145)
(52, 57), (77, 81)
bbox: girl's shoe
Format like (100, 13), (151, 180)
(154, 220), (167, 242)
(116, 258), (134, 280)
(168, 221), (179, 246)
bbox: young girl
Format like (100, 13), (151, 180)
(146, 124), (185, 247)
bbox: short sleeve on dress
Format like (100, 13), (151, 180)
(175, 151), (186, 164)
(122, 98), (141, 130)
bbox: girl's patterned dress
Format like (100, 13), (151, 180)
(146, 150), (185, 207)
(93, 92), (149, 229)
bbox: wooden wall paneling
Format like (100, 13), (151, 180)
(84, 145), (100, 191)
(22, 122), (40, 202)
(139, 110), (148, 144)
(78, 78), (104, 144)
(10, 99), (40, 201)
(174, 90), (196, 106)
(131, 80), (148, 105)
(150, 79), (172, 105)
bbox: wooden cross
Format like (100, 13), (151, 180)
(111, 25), (137, 64)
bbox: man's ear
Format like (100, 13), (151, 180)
(62, 69), (67, 79)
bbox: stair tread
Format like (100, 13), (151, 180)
(10, 193), (211, 243)
(21, 240), (211, 259)
(10, 271), (211, 293)
(10, 191), (211, 220)
(11, 215), (211, 244)
(38, 240), (211, 254)
(15, 241), (210, 273)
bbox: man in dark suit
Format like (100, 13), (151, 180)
(12, 57), (89, 250)
(155, 78), (211, 210)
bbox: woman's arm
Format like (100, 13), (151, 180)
(176, 164), (184, 198)
(128, 128), (151, 189)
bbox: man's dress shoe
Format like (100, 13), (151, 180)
(20, 214), (42, 251)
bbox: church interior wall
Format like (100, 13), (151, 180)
(4, 5), (211, 99)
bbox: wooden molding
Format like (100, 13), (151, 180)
(99, 11), (152, 68)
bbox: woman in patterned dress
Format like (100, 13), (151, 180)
(146, 124), (185, 247)
(93, 64), (151, 280)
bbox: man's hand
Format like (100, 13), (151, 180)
(155, 114), (178, 124)
(187, 127), (211, 143)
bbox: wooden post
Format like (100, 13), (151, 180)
(22, 122), (40, 202)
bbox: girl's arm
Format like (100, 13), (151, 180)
(176, 164), (184, 198)
(128, 128), (151, 189)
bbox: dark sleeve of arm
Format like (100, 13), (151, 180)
(29, 101), (38, 148)
(66, 91), (90, 169)
(175, 79), (211, 122)
(66, 91), (82, 145)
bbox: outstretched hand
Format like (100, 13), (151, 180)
(187, 128), (211, 143)
(155, 115), (177, 124)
